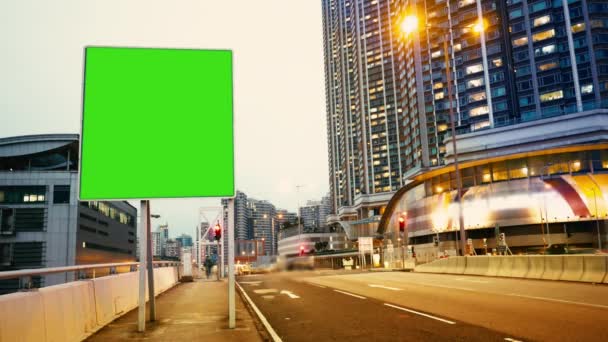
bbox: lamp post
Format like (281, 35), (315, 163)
(400, 14), (486, 255)
(539, 165), (553, 247)
(590, 187), (603, 250)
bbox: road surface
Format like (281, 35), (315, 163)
(238, 270), (608, 341)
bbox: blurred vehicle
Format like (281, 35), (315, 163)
(286, 256), (315, 271)
(235, 263), (251, 275)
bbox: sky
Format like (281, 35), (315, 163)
(0, 0), (328, 238)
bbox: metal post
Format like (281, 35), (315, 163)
(220, 227), (224, 278)
(145, 200), (156, 321)
(562, 0), (583, 112)
(592, 188), (602, 250)
(228, 198), (236, 328)
(475, 0), (494, 127)
(216, 240), (220, 281)
(443, 35), (467, 256)
(138, 200), (147, 332)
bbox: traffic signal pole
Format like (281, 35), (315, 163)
(227, 198), (236, 328)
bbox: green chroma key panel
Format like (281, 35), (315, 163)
(80, 47), (234, 200)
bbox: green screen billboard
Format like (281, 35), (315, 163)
(79, 47), (234, 200)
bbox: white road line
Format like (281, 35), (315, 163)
(507, 293), (608, 310)
(368, 284), (402, 291)
(454, 277), (489, 284)
(254, 289), (278, 295)
(384, 303), (456, 325)
(236, 282), (283, 342)
(504, 338), (522, 342)
(280, 290), (300, 299)
(309, 283), (327, 289)
(334, 289), (366, 299)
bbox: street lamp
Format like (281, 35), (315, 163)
(400, 14), (487, 255)
(590, 187), (603, 250)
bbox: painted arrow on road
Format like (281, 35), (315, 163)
(280, 290), (300, 299)
(368, 284), (402, 291)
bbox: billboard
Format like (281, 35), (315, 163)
(79, 47), (234, 200)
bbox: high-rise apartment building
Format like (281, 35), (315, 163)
(323, 0), (608, 222)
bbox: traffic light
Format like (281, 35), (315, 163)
(398, 215), (406, 232)
(214, 223), (221, 241)
(433, 236), (439, 247)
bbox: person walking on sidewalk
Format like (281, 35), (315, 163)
(204, 256), (214, 279)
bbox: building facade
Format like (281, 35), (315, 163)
(175, 233), (193, 248)
(0, 134), (137, 294)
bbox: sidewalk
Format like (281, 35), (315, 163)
(87, 278), (264, 342)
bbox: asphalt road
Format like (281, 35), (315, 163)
(238, 270), (608, 342)
(237, 272), (523, 342)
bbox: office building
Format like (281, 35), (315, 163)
(300, 197), (332, 232)
(0, 134), (137, 294)
(175, 233), (193, 248)
(164, 239), (180, 259)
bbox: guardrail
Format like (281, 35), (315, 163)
(0, 261), (183, 342)
(0, 261), (180, 290)
(415, 255), (608, 284)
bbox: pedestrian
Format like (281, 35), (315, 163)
(204, 256), (214, 279)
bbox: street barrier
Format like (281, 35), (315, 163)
(511, 256), (529, 278)
(414, 254), (608, 284)
(0, 265), (180, 342)
(581, 255), (607, 283)
(486, 256), (503, 277)
(526, 255), (545, 279)
(541, 255), (564, 281)
(497, 256), (514, 278)
(464, 256), (489, 276)
(559, 255), (584, 282)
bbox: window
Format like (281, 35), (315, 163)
(53, 185), (70, 204)
(529, 0), (547, 13)
(466, 77), (484, 88)
(508, 159), (529, 179)
(533, 29), (555, 42)
(466, 63), (483, 75)
(14, 208), (45, 232)
(492, 58), (503, 67)
(492, 161), (508, 182)
(0, 186), (46, 204)
(469, 91), (487, 102)
(470, 105), (489, 117)
(519, 95), (534, 106)
(540, 90), (563, 102)
(534, 15), (551, 27)
(0, 244), (12, 266)
(435, 92), (445, 100)
(458, 0), (475, 7)
(0, 208), (15, 235)
(571, 22), (585, 33)
(492, 86), (506, 97)
(509, 8), (523, 19)
(581, 84), (593, 94)
(472, 120), (490, 131)
(535, 44), (556, 57)
(513, 36), (528, 47)
(538, 61), (558, 71)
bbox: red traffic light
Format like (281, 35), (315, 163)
(398, 214), (406, 232)
(214, 224), (221, 241)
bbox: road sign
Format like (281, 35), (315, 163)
(358, 237), (373, 254)
(79, 47), (235, 200)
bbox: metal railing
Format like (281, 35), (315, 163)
(0, 261), (181, 290)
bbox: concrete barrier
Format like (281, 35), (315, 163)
(526, 255), (545, 279)
(454, 256), (467, 274)
(580, 255), (607, 283)
(0, 266), (180, 342)
(485, 256), (503, 277)
(511, 256), (529, 278)
(560, 255), (584, 282)
(0, 291), (46, 342)
(436, 258), (449, 273)
(541, 255), (564, 281)
(464, 256), (489, 276)
(497, 256), (514, 278)
(39, 281), (97, 342)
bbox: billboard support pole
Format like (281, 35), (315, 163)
(145, 200), (156, 321)
(138, 200), (148, 332)
(228, 198), (236, 328)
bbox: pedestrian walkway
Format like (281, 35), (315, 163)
(87, 278), (263, 342)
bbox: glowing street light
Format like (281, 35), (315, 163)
(400, 15), (419, 35)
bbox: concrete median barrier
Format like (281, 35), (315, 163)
(464, 256), (490, 276)
(497, 256), (514, 278)
(541, 255), (564, 281)
(526, 255), (544, 279)
(579, 255), (607, 283)
(485, 256), (503, 277)
(560, 255), (584, 282)
(511, 256), (529, 278)
(454, 256), (467, 274)
(0, 291), (46, 342)
(436, 258), (449, 273)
